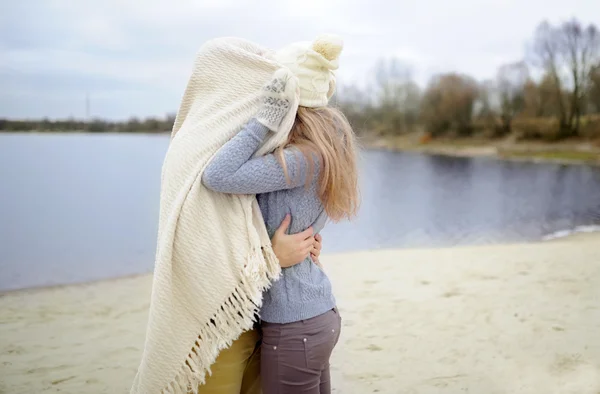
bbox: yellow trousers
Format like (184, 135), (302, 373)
(196, 329), (262, 394)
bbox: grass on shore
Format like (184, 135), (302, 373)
(362, 134), (600, 165)
(499, 149), (600, 163)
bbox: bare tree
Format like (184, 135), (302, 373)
(336, 84), (373, 133)
(472, 79), (503, 136)
(421, 73), (479, 136)
(588, 63), (600, 113)
(374, 58), (412, 105)
(496, 62), (529, 133)
(560, 20), (600, 134)
(371, 58), (421, 134)
(529, 21), (569, 131)
(522, 72), (569, 118)
(474, 79), (497, 117)
(529, 19), (600, 137)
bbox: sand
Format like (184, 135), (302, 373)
(1, 234), (599, 394)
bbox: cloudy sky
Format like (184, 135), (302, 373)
(1, 0), (599, 120)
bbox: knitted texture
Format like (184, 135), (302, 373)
(130, 37), (299, 394)
(201, 119), (335, 324)
(273, 34), (343, 108)
(255, 69), (295, 132)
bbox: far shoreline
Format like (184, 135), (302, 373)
(362, 135), (600, 166)
(0, 130), (171, 137)
(4, 130), (600, 166)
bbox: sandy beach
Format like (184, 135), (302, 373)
(1, 234), (599, 394)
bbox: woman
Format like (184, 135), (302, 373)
(202, 35), (359, 394)
(192, 218), (323, 394)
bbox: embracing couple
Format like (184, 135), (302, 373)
(132, 34), (359, 394)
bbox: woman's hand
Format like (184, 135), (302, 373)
(311, 234), (322, 266)
(271, 214), (319, 268)
(255, 68), (296, 132)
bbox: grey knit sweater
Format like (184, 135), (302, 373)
(202, 119), (335, 324)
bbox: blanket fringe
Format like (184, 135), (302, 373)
(161, 245), (281, 394)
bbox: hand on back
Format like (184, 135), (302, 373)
(271, 214), (323, 268)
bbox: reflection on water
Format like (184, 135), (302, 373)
(1, 134), (599, 291)
(322, 151), (600, 252)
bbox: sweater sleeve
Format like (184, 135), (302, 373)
(202, 119), (316, 194)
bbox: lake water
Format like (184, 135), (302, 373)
(1, 133), (600, 291)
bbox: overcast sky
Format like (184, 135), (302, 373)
(1, 0), (599, 120)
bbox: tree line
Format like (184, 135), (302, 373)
(0, 114), (176, 133)
(338, 19), (600, 141)
(2, 19), (599, 141)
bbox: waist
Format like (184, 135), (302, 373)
(259, 260), (336, 324)
(262, 307), (340, 328)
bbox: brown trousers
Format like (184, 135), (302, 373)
(260, 309), (342, 394)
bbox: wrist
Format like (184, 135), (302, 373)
(255, 117), (278, 133)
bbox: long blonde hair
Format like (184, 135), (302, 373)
(276, 106), (359, 222)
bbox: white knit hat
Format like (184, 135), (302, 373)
(273, 34), (343, 108)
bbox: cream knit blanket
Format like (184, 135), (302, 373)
(131, 38), (299, 394)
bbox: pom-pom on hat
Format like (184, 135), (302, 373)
(274, 34), (343, 108)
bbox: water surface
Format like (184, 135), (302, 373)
(1, 133), (599, 291)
